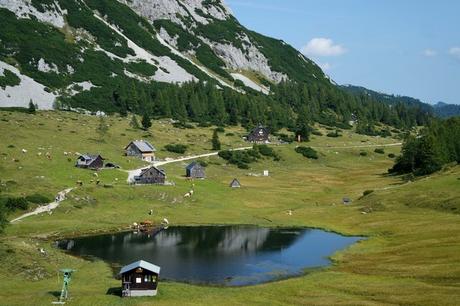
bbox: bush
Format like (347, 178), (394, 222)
(25, 193), (51, 204)
(311, 130), (323, 136)
(165, 144), (188, 154)
(374, 148), (385, 154)
(360, 151), (368, 156)
(388, 153), (396, 158)
(326, 130), (341, 138)
(215, 127), (225, 133)
(173, 121), (194, 129)
(225, 133), (235, 136)
(197, 160), (208, 167)
(218, 148), (262, 168)
(278, 133), (295, 143)
(255, 144), (276, 158)
(5, 197), (29, 211)
(295, 146), (318, 159)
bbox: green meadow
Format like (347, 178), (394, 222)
(0, 110), (459, 305)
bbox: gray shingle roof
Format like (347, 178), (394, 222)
(78, 154), (102, 165)
(128, 140), (156, 153)
(186, 161), (202, 171)
(119, 260), (160, 275)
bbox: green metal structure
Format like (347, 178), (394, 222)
(55, 269), (75, 304)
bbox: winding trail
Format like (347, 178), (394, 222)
(10, 188), (74, 223)
(125, 142), (402, 183)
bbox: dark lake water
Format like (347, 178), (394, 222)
(58, 226), (361, 286)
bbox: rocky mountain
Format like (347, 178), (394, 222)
(0, 0), (328, 110)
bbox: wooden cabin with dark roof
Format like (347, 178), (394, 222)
(247, 125), (270, 143)
(134, 165), (166, 185)
(120, 260), (160, 297)
(230, 178), (241, 188)
(125, 140), (156, 162)
(186, 161), (205, 179)
(75, 154), (104, 169)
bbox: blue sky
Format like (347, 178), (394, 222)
(226, 0), (460, 105)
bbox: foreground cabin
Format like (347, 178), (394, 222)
(230, 178), (241, 188)
(125, 140), (156, 162)
(134, 166), (166, 185)
(247, 125), (270, 143)
(75, 154), (104, 169)
(186, 161), (205, 179)
(120, 260), (160, 297)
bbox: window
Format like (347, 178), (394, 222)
(136, 277), (142, 284)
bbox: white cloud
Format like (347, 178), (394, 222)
(423, 49), (437, 57)
(449, 47), (460, 58)
(301, 38), (346, 57)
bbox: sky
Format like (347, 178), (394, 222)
(226, 0), (460, 105)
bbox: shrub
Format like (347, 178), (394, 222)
(326, 130), (341, 138)
(5, 197), (29, 211)
(215, 127), (225, 133)
(255, 144), (276, 158)
(295, 146), (318, 159)
(278, 133), (295, 143)
(388, 153), (396, 158)
(225, 133), (235, 136)
(25, 193), (51, 204)
(360, 151), (368, 156)
(197, 160), (208, 167)
(311, 130), (323, 136)
(165, 144), (187, 154)
(374, 148), (385, 154)
(173, 121), (194, 129)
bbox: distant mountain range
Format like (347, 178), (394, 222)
(341, 85), (459, 119)
(433, 102), (460, 118)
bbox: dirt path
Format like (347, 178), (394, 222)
(10, 188), (74, 223)
(125, 146), (253, 183)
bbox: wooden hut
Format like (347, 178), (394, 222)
(186, 161), (205, 179)
(125, 140), (156, 162)
(134, 166), (166, 185)
(230, 178), (241, 188)
(247, 125), (270, 143)
(120, 260), (160, 297)
(75, 154), (104, 169)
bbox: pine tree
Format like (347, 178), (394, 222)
(295, 106), (312, 142)
(141, 112), (152, 130)
(96, 116), (109, 142)
(212, 130), (221, 151)
(130, 115), (140, 129)
(28, 99), (36, 114)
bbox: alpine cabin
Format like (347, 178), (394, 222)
(186, 161), (205, 179)
(134, 166), (166, 185)
(125, 140), (156, 162)
(75, 154), (104, 169)
(247, 125), (270, 143)
(120, 260), (160, 297)
(230, 178), (241, 188)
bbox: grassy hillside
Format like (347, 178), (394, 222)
(0, 111), (459, 305)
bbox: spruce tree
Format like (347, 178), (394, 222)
(212, 130), (221, 151)
(96, 116), (109, 142)
(141, 112), (152, 130)
(130, 115), (140, 129)
(28, 99), (36, 114)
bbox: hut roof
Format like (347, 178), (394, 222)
(139, 165), (165, 177)
(78, 154), (103, 164)
(186, 161), (203, 171)
(230, 178), (241, 187)
(126, 140), (156, 153)
(119, 260), (160, 275)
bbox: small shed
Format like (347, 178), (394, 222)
(134, 166), (166, 185)
(75, 154), (104, 169)
(230, 178), (241, 188)
(125, 140), (156, 162)
(247, 124), (270, 143)
(186, 161), (205, 179)
(120, 260), (160, 297)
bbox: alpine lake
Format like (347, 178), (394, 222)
(58, 226), (362, 286)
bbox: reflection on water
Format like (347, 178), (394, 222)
(59, 226), (361, 286)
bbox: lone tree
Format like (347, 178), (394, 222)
(141, 112), (152, 130)
(96, 116), (109, 141)
(212, 129), (221, 150)
(28, 99), (36, 114)
(130, 114), (140, 129)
